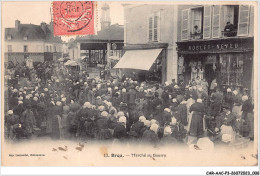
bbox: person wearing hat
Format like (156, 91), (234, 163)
(112, 91), (121, 108)
(161, 87), (170, 109)
(209, 88), (223, 119)
(215, 104), (236, 143)
(143, 91), (154, 120)
(188, 98), (205, 138)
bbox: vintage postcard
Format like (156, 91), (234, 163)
(1, 0), (259, 170)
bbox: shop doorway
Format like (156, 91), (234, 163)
(204, 64), (216, 86)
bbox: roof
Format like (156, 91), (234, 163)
(75, 24), (124, 42)
(5, 22), (62, 43)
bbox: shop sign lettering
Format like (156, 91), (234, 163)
(188, 43), (239, 51)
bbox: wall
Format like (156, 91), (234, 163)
(124, 4), (178, 82)
(5, 41), (45, 53)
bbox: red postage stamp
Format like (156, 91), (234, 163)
(52, 1), (95, 36)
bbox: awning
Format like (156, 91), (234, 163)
(113, 49), (162, 70)
(64, 60), (79, 66)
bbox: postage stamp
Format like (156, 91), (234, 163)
(52, 1), (94, 36)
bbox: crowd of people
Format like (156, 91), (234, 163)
(4, 61), (254, 148)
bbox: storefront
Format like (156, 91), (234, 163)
(176, 37), (254, 94)
(113, 43), (168, 84)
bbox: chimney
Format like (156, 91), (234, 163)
(15, 20), (20, 32)
(40, 22), (47, 34)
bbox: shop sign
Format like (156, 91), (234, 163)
(177, 38), (253, 53)
(188, 43), (239, 51)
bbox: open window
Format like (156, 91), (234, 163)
(190, 7), (204, 40)
(221, 5), (239, 37)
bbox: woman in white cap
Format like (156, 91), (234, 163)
(96, 111), (112, 140)
(129, 116), (146, 138)
(113, 116), (128, 141)
(160, 126), (178, 145)
(141, 123), (159, 145)
(5, 110), (20, 139)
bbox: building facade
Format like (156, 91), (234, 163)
(176, 4), (254, 93)
(68, 4), (124, 71)
(4, 20), (63, 65)
(121, 4), (178, 83)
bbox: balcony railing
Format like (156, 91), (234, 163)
(190, 32), (203, 40)
(221, 30), (237, 38)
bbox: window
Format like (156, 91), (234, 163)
(221, 5), (239, 37)
(148, 12), (160, 42)
(46, 46), (49, 52)
(50, 46), (52, 52)
(24, 45), (28, 52)
(8, 45), (12, 52)
(219, 53), (243, 86)
(190, 7), (203, 39)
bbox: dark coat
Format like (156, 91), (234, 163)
(216, 111), (236, 129)
(178, 103), (188, 126)
(130, 121), (144, 137)
(113, 123), (127, 139)
(142, 129), (159, 144)
(189, 102), (205, 137)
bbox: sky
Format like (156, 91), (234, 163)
(2, 1), (124, 41)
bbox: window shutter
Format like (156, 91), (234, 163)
(154, 15), (158, 41)
(238, 5), (250, 36)
(212, 5), (220, 38)
(181, 9), (190, 40)
(203, 5), (212, 39)
(148, 16), (153, 41)
(153, 12), (160, 42)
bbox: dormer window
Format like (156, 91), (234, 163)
(23, 36), (28, 40)
(7, 35), (11, 40)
